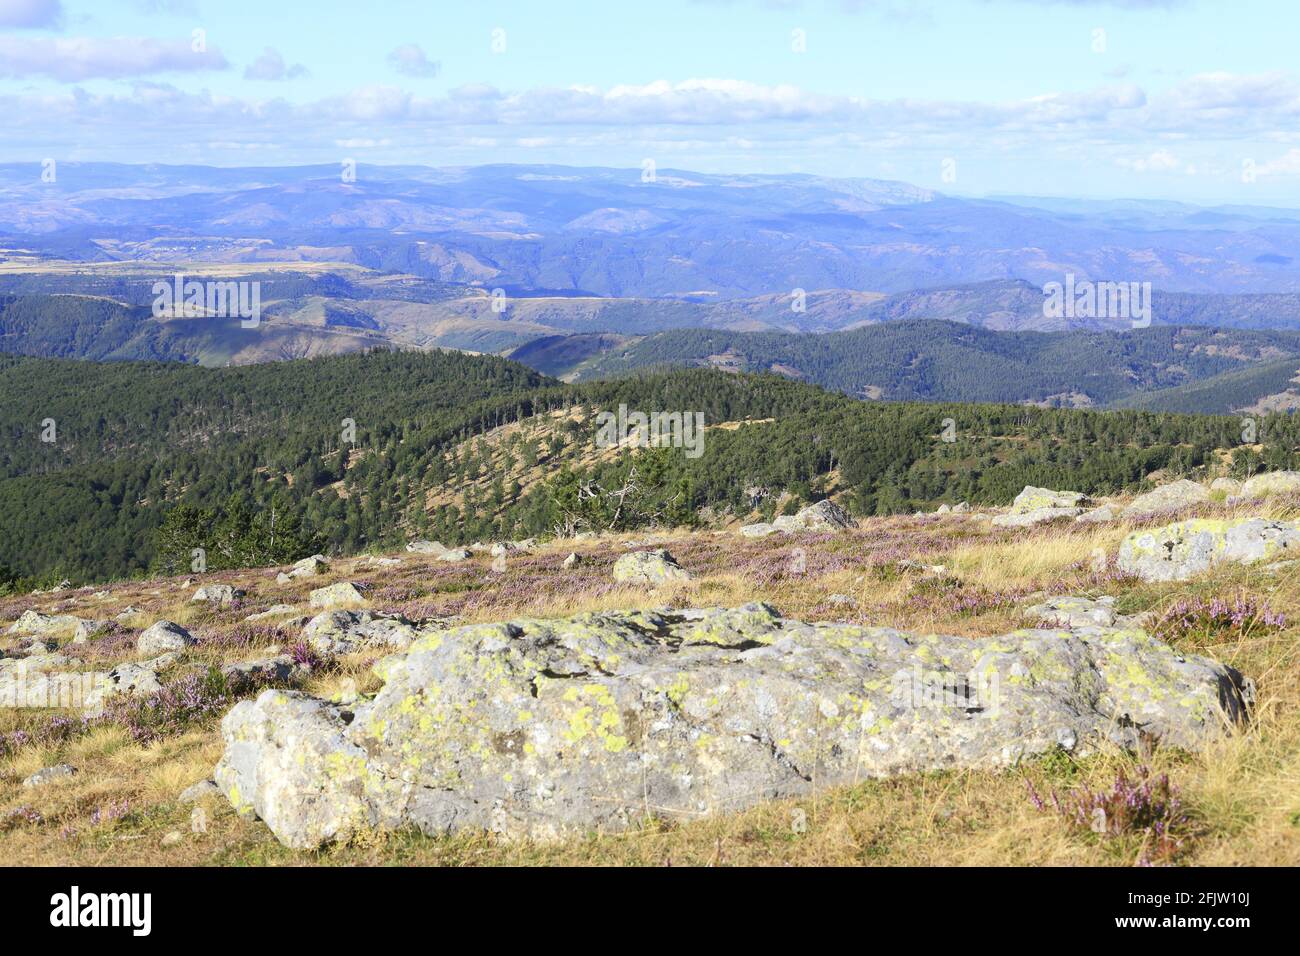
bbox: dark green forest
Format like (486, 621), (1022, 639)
(2, 348), (1298, 585)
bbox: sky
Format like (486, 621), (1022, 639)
(0, 0), (1298, 203)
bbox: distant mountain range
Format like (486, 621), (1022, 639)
(3, 162), (1300, 297)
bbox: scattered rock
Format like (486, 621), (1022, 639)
(161, 831), (183, 847)
(179, 779), (220, 804)
(277, 555), (330, 583)
(827, 593), (856, 607)
(1118, 517), (1300, 582)
(992, 507), (1084, 528)
(72, 618), (113, 643)
(300, 610), (443, 656)
(612, 549), (692, 585)
(1010, 486), (1089, 513)
(308, 582), (369, 609)
(1024, 595), (1130, 629)
(437, 549), (472, 563)
(562, 553), (580, 569)
(114, 606), (141, 622)
(215, 605), (1253, 849)
(1210, 477), (1243, 496)
(406, 540), (448, 555)
(244, 605), (300, 622)
(771, 499), (856, 533)
(221, 655), (301, 694)
(22, 764), (78, 788)
(952, 501), (970, 514)
(137, 621), (195, 657)
(738, 522), (777, 538)
(1121, 479), (1210, 519)
(7, 610), (83, 636)
(1075, 505), (1117, 524)
(192, 584), (244, 606)
(1239, 470), (1300, 500)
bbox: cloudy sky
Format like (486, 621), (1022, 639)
(1, 0), (1297, 203)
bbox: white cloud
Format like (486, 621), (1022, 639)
(1117, 148), (1182, 173)
(244, 47), (309, 82)
(387, 44), (441, 78)
(0, 36), (229, 81)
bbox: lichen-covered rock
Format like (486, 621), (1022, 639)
(192, 584), (244, 605)
(23, 764), (78, 787)
(1025, 595), (1132, 629)
(739, 523), (777, 537)
(7, 610), (83, 636)
(406, 540), (448, 555)
(244, 605), (300, 622)
(770, 499), (856, 533)
(612, 549), (691, 585)
(179, 779), (220, 804)
(301, 610), (438, 656)
(1118, 517), (1300, 582)
(1238, 470), (1300, 500)
(309, 582), (369, 609)
(72, 618), (113, 643)
(215, 603), (1253, 849)
(1121, 479), (1209, 519)
(1076, 505), (1117, 524)
(992, 507), (1084, 528)
(137, 620), (195, 657)
(221, 655), (302, 694)
(437, 549), (472, 563)
(1010, 486), (1088, 513)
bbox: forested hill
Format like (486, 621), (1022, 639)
(564, 320), (1300, 408)
(4, 348), (1298, 584)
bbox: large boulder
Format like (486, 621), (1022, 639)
(1118, 517), (1300, 582)
(771, 500), (856, 533)
(192, 584), (244, 606)
(137, 620), (195, 657)
(1238, 471), (1300, 500)
(1120, 479), (1209, 519)
(215, 603), (1253, 849)
(612, 549), (691, 585)
(301, 610), (441, 656)
(7, 610), (83, 636)
(406, 540), (448, 555)
(1010, 486), (1088, 513)
(309, 582), (369, 610)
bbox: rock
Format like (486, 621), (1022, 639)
(179, 779), (220, 804)
(1010, 486), (1089, 513)
(99, 659), (168, 700)
(72, 619), (113, 643)
(739, 523), (777, 538)
(292, 555), (329, 575)
(221, 655), (300, 694)
(562, 553), (580, 569)
(244, 605), (300, 622)
(215, 605), (1253, 850)
(114, 606), (141, 622)
(1121, 479), (1210, 519)
(490, 542), (527, 557)
(1238, 471), (1300, 500)
(192, 584), (244, 606)
(992, 507), (1084, 528)
(1118, 517), (1300, 582)
(612, 549), (692, 585)
(364, 556), (403, 568)
(772, 499), (856, 533)
(1210, 477), (1243, 495)
(301, 610), (440, 656)
(952, 501), (970, 514)
(22, 764), (78, 788)
(406, 540), (448, 555)
(7, 610), (83, 636)
(1075, 505), (1117, 524)
(437, 549), (472, 563)
(161, 831), (183, 847)
(137, 621), (195, 657)
(308, 582), (369, 609)
(1025, 595), (1129, 629)
(827, 594), (856, 607)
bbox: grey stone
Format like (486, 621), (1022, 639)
(1118, 517), (1300, 582)
(22, 764), (78, 788)
(192, 584), (244, 606)
(179, 779), (220, 804)
(1010, 486), (1089, 513)
(1075, 505), (1117, 524)
(7, 610), (83, 636)
(406, 540), (448, 555)
(739, 523), (777, 538)
(1239, 471), (1300, 500)
(437, 549), (472, 563)
(612, 549), (691, 585)
(309, 582), (369, 609)
(137, 621), (195, 657)
(992, 507), (1084, 528)
(1120, 479), (1210, 519)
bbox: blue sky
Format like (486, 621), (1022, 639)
(1, 0), (1298, 203)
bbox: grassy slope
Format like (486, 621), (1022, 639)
(1115, 356), (1300, 414)
(3, 491), (1298, 866)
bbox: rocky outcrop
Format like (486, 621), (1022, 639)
(772, 500), (856, 533)
(215, 603), (1252, 849)
(1120, 479), (1209, 519)
(992, 507), (1084, 528)
(612, 549), (691, 585)
(1238, 471), (1300, 500)
(277, 555), (330, 584)
(1118, 517), (1300, 582)
(406, 540), (448, 555)
(7, 610), (83, 636)
(991, 486), (1089, 527)
(301, 610), (449, 656)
